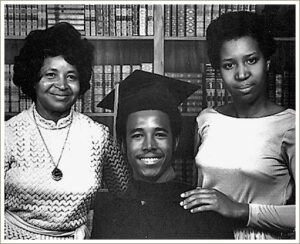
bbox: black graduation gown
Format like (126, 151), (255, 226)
(91, 180), (234, 239)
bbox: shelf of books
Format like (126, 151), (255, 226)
(4, 4), (295, 185)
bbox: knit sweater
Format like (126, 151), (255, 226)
(4, 105), (129, 239)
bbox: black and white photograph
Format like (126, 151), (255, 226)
(1, 0), (298, 242)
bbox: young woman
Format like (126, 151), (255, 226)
(4, 22), (129, 240)
(180, 11), (295, 239)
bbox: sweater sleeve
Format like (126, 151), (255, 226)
(247, 127), (295, 232)
(102, 132), (131, 196)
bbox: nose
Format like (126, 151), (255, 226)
(235, 64), (250, 81)
(142, 135), (157, 151)
(54, 75), (68, 89)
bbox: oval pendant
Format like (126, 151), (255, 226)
(52, 167), (63, 181)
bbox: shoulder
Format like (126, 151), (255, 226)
(272, 108), (295, 132)
(5, 109), (32, 130)
(196, 107), (216, 124)
(73, 112), (110, 136)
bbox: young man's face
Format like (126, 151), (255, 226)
(125, 110), (174, 183)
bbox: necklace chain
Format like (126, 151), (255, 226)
(32, 108), (72, 179)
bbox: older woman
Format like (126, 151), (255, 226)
(4, 22), (129, 240)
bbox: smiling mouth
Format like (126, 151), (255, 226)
(51, 93), (70, 99)
(140, 157), (162, 165)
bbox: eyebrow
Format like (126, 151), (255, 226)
(221, 52), (257, 62)
(128, 127), (170, 134)
(43, 68), (77, 73)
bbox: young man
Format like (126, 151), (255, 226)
(91, 70), (234, 239)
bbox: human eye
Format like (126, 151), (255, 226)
(222, 62), (234, 70)
(247, 57), (258, 65)
(67, 73), (78, 81)
(155, 131), (168, 138)
(44, 72), (56, 79)
(130, 132), (143, 140)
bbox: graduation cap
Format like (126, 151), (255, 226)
(97, 70), (200, 112)
(97, 70), (201, 140)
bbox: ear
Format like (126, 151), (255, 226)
(121, 140), (126, 154)
(266, 60), (271, 71)
(173, 137), (180, 151)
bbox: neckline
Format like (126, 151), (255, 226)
(211, 107), (290, 119)
(31, 104), (73, 129)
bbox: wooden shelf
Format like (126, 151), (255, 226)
(164, 36), (206, 41)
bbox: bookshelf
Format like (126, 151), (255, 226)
(4, 4), (296, 185)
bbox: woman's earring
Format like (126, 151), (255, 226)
(266, 61), (270, 71)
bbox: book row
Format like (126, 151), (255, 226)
(4, 4), (257, 38)
(4, 4), (154, 37)
(164, 4), (257, 37)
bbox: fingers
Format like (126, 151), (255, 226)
(180, 187), (202, 198)
(180, 187), (213, 198)
(190, 204), (214, 213)
(180, 188), (219, 213)
(180, 195), (215, 209)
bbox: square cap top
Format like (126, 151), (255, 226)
(97, 70), (200, 110)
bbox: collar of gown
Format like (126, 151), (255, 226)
(30, 104), (74, 130)
(126, 179), (191, 202)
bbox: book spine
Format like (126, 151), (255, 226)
(126, 5), (133, 36)
(115, 4), (121, 36)
(171, 5), (177, 36)
(282, 70), (290, 108)
(141, 63), (153, 72)
(120, 4), (126, 36)
(5, 64), (10, 112)
(95, 5), (104, 36)
(31, 5), (38, 31)
(4, 5), (7, 35)
(132, 5), (139, 36)
(204, 5), (212, 36)
(8, 5), (14, 36)
(177, 5), (185, 37)
(103, 5), (109, 36)
(26, 5), (32, 35)
(147, 4), (154, 36)
(122, 65), (131, 80)
(131, 64), (141, 72)
(85, 5), (91, 36)
(196, 5), (204, 37)
(13, 5), (20, 36)
(90, 5), (96, 36)
(219, 5), (226, 15)
(185, 5), (195, 37)
(164, 5), (171, 37)
(275, 73), (283, 106)
(20, 5), (27, 36)
(113, 65), (121, 87)
(211, 4), (220, 21)
(139, 4), (146, 36)
(93, 65), (104, 113)
(109, 5), (116, 36)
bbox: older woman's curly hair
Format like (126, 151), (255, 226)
(13, 22), (94, 101)
(206, 11), (277, 70)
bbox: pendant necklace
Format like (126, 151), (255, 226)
(33, 108), (72, 181)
